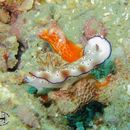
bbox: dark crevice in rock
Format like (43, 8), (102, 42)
(7, 40), (25, 72)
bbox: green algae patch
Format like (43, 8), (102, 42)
(90, 59), (116, 80)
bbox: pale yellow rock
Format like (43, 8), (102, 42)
(18, 0), (34, 11)
(0, 9), (10, 23)
(0, 0), (5, 2)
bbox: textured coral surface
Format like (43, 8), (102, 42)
(0, 0), (130, 130)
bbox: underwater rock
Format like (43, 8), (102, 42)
(48, 76), (98, 114)
(0, 21), (10, 41)
(16, 105), (40, 128)
(0, 85), (14, 105)
(0, 0), (129, 130)
(0, 0), (22, 23)
(0, 8), (10, 23)
(98, 57), (130, 129)
(18, 0), (34, 11)
(10, 4), (52, 41)
(0, 35), (19, 72)
(65, 101), (105, 129)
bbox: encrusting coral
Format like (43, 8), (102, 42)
(0, 33), (19, 72)
(48, 75), (98, 115)
(0, 0), (34, 23)
(0, 8), (10, 23)
(16, 105), (40, 129)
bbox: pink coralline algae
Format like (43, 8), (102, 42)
(0, 1), (21, 23)
(84, 18), (108, 39)
(80, 18), (108, 46)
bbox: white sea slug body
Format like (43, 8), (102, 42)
(24, 36), (112, 89)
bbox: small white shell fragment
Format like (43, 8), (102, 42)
(0, 87), (14, 102)
(91, 0), (95, 5)
(127, 84), (130, 96)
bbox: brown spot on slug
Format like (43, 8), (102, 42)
(40, 72), (50, 80)
(78, 65), (87, 72)
(61, 70), (70, 79)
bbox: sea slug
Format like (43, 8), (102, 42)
(24, 35), (112, 89)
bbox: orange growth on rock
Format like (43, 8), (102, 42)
(96, 75), (111, 88)
(39, 22), (83, 63)
(3, 52), (9, 61)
